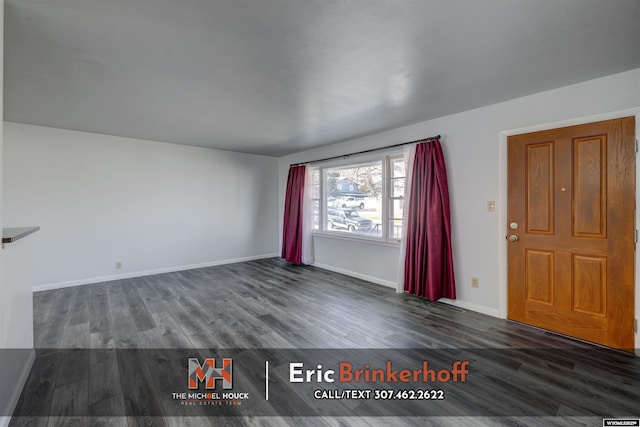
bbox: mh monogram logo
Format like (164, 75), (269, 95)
(188, 358), (233, 389)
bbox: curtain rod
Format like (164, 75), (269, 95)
(290, 134), (441, 167)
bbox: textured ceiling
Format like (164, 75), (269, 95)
(5, 0), (640, 156)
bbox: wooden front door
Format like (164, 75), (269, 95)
(507, 117), (636, 351)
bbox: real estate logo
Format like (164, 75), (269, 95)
(188, 357), (232, 389)
(171, 357), (250, 406)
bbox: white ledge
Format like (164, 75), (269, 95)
(313, 230), (401, 248)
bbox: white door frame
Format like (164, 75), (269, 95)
(498, 108), (640, 355)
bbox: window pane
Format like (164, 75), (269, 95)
(325, 162), (382, 236)
(390, 177), (405, 198)
(389, 198), (404, 220)
(392, 158), (406, 178)
(388, 219), (403, 241)
(310, 167), (320, 230)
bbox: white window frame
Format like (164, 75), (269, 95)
(311, 151), (403, 245)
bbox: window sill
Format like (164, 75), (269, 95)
(312, 230), (401, 248)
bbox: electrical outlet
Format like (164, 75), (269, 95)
(115, 261), (122, 270)
(487, 201), (495, 212)
(471, 277), (479, 288)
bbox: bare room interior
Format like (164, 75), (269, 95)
(1, 1), (639, 426)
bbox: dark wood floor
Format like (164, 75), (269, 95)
(9, 258), (640, 426)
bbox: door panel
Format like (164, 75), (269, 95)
(571, 254), (606, 316)
(572, 135), (607, 237)
(507, 117), (635, 351)
(525, 249), (554, 304)
(526, 142), (554, 234)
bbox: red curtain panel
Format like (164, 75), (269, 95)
(404, 139), (456, 300)
(281, 165), (306, 263)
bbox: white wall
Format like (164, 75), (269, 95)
(0, 1), (37, 424)
(279, 68), (640, 349)
(3, 123), (279, 289)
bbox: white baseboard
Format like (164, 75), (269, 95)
(312, 262), (397, 289)
(0, 349), (35, 427)
(312, 263), (500, 319)
(33, 253), (279, 292)
(33, 254), (503, 320)
(438, 298), (500, 318)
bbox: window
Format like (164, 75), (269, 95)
(310, 167), (320, 230)
(388, 156), (406, 241)
(310, 153), (406, 243)
(326, 161), (382, 236)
